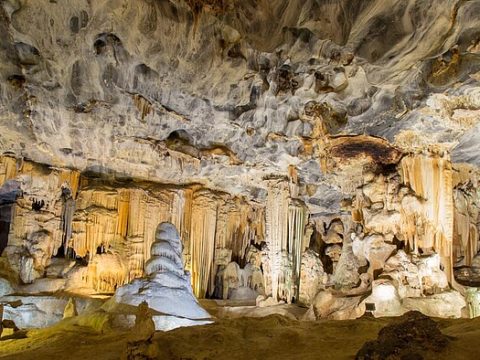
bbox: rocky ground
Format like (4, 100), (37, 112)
(1, 305), (480, 360)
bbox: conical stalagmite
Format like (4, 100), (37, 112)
(104, 222), (212, 331)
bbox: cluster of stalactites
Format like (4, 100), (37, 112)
(264, 179), (308, 303)
(453, 188), (479, 267)
(0, 157), (81, 284)
(0, 156), (272, 299)
(87, 252), (128, 293)
(351, 151), (463, 285)
(189, 189), (266, 298)
(69, 187), (180, 282)
(400, 152), (455, 280)
(54, 180), (265, 297)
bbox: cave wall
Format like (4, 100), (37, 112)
(0, 156), (267, 297)
(1, 151), (479, 309)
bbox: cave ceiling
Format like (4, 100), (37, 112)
(0, 0), (479, 214)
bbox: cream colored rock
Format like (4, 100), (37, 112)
(325, 245), (342, 263)
(19, 256), (39, 284)
(333, 234), (359, 290)
(362, 177), (385, 204)
(256, 295), (284, 307)
(403, 291), (466, 319)
(323, 220), (344, 244)
(1, 296), (67, 328)
(362, 234), (396, 275)
(465, 288), (480, 318)
(363, 279), (406, 318)
(299, 250), (327, 305)
(305, 290), (365, 320)
(383, 251), (449, 298)
(63, 297), (77, 319)
(0, 278), (13, 296)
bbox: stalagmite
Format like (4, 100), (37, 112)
(104, 222), (212, 331)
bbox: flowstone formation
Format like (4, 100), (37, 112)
(0, 0), (479, 331)
(104, 222), (212, 331)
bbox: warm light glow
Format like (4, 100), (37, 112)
(374, 284), (396, 301)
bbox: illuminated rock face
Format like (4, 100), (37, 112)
(0, 0), (479, 327)
(0, 152), (478, 323)
(0, 158), (266, 300)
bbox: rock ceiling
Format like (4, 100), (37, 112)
(0, 0), (478, 214)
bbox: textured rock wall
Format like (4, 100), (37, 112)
(0, 156), (265, 297)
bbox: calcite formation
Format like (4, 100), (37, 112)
(0, 0), (479, 331)
(104, 222), (212, 331)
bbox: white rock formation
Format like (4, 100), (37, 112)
(104, 222), (212, 331)
(364, 280), (406, 318)
(403, 291), (466, 319)
(0, 295), (102, 328)
(0, 278), (13, 297)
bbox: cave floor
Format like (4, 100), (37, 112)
(1, 308), (480, 360)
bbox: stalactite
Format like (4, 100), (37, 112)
(61, 197), (75, 257)
(73, 189), (130, 261)
(172, 188), (193, 271)
(132, 94), (152, 120)
(190, 190), (218, 298)
(0, 156), (17, 186)
(211, 198), (230, 296)
(264, 179), (290, 301)
(126, 189), (146, 280)
(143, 193), (173, 262)
(288, 200), (306, 299)
(58, 169), (80, 199)
(116, 189), (130, 238)
(87, 253), (128, 293)
(453, 189), (479, 266)
(400, 152), (455, 282)
(222, 199), (253, 264)
(123, 188), (174, 280)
